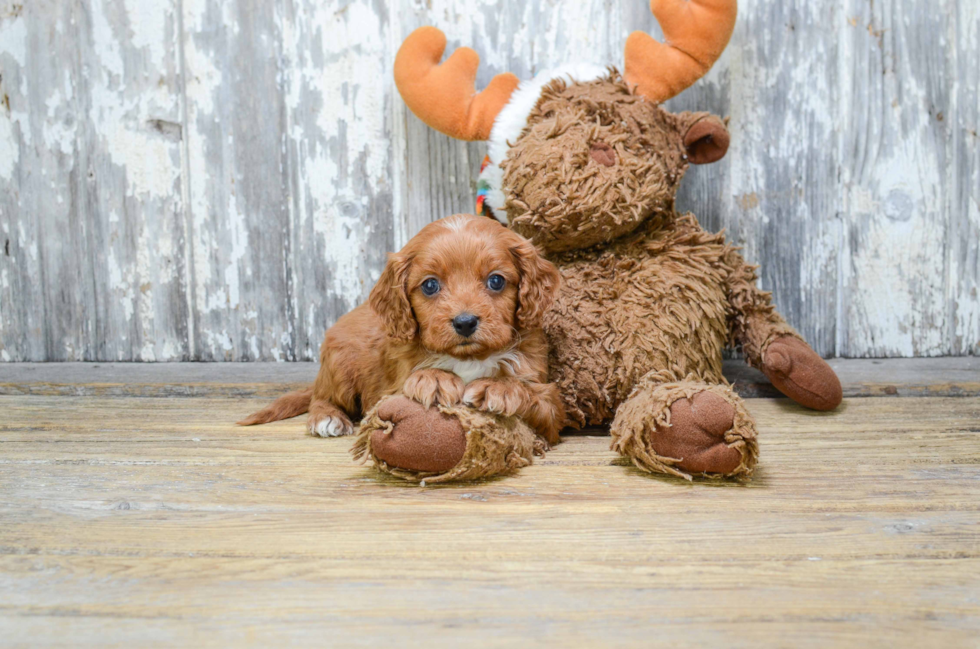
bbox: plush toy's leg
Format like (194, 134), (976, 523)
(726, 251), (842, 410)
(351, 396), (545, 483)
(610, 378), (758, 480)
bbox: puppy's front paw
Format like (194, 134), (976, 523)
(463, 379), (529, 417)
(308, 414), (354, 438)
(403, 369), (465, 409)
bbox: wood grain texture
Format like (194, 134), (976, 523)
(0, 393), (978, 646)
(1, 0), (978, 360)
(1, 357), (978, 399)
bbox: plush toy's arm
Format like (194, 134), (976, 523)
(725, 249), (842, 411)
(725, 250), (800, 368)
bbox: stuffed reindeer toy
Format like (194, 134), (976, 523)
(354, 0), (843, 482)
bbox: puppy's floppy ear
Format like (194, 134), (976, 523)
(369, 252), (417, 341)
(510, 236), (561, 330)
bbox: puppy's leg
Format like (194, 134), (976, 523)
(463, 379), (565, 444)
(403, 369), (465, 408)
(307, 399), (355, 438)
(307, 343), (358, 438)
(522, 382), (565, 445)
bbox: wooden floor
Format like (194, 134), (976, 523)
(1, 362), (979, 647)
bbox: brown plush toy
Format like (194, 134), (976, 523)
(354, 0), (842, 482)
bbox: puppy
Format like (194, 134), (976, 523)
(239, 214), (565, 443)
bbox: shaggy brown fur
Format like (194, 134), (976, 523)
(364, 71), (842, 482)
(353, 395), (543, 483)
(505, 75), (690, 253)
(239, 214), (564, 445)
(610, 377), (759, 479)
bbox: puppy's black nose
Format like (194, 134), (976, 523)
(452, 313), (479, 338)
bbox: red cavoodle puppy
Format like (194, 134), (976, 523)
(239, 214), (564, 444)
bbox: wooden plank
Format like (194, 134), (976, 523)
(178, 0), (293, 361)
(0, 1), (93, 361)
(0, 394), (978, 645)
(76, 0), (189, 362)
(948, 2), (980, 356)
(1, 399), (979, 507)
(0, 0), (189, 362)
(278, 0), (396, 360)
(0, 358), (977, 399)
(0, 0), (46, 362)
(2, 0), (979, 361)
(837, 0), (952, 356)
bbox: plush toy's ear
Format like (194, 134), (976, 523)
(369, 252), (417, 341)
(681, 113), (730, 164)
(394, 26), (520, 141)
(510, 237), (561, 331)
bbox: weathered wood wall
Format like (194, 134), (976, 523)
(0, 0), (977, 361)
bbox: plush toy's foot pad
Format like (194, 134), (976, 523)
(763, 335), (843, 411)
(370, 397), (467, 473)
(655, 392), (742, 475)
(352, 395), (541, 483)
(610, 381), (759, 480)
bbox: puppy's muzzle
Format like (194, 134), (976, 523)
(452, 313), (479, 338)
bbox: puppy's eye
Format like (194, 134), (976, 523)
(420, 278), (441, 297)
(486, 274), (506, 292)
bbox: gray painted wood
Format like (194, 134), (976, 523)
(838, 0), (951, 357)
(2, 358), (978, 400)
(1, 0), (977, 361)
(950, 0), (980, 356)
(0, 0), (188, 361)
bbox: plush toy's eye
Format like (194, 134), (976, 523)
(486, 274), (506, 292)
(420, 278), (441, 296)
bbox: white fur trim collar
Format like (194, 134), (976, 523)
(480, 64), (608, 224)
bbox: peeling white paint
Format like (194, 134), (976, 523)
(107, 245), (136, 322)
(181, 2), (226, 332)
(223, 191), (247, 309)
(160, 339), (179, 360)
(182, 36), (222, 117)
(0, 108), (17, 180)
(86, 54), (180, 201)
(280, 0), (394, 332)
(1, 0), (976, 361)
(139, 341), (157, 361)
(837, 0), (949, 357)
(0, 7), (26, 66)
(122, 0), (172, 70)
(213, 330), (233, 352)
(90, 0), (125, 80)
(40, 89), (74, 155)
(109, 122), (179, 198)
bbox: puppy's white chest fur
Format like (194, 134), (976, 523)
(421, 349), (521, 383)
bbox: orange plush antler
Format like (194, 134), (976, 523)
(394, 27), (520, 141)
(624, 0), (737, 103)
